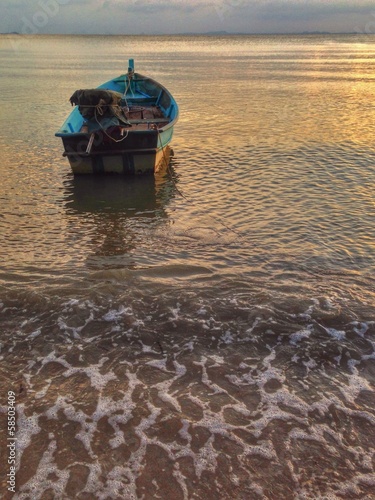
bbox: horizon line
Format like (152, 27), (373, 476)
(0, 31), (370, 36)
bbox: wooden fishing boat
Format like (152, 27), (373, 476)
(55, 59), (178, 175)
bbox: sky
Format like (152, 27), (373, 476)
(1, 0), (375, 35)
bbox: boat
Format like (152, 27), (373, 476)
(55, 59), (178, 175)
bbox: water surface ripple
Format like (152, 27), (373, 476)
(0, 34), (374, 499)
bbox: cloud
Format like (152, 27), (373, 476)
(0, 0), (374, 34)
(257, 0), (375, 21)
(208, 0), (375, 33)
(96, 0), (214, 14)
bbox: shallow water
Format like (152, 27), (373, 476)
(0, 34), (374, 499)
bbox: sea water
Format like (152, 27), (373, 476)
(0, 34), (374, 499)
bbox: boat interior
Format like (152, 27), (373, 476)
(56, 72), (177, 137)
(121, 104), (170, 131)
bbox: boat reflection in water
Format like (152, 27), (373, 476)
(63, 147), (178, 269)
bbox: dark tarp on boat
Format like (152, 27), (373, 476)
(69, 89), (129, 126)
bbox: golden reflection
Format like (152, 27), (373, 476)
(173, 40), (375, 151)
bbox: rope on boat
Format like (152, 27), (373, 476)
(94, 106), (130, 143)
(123, 68), (135, 107)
